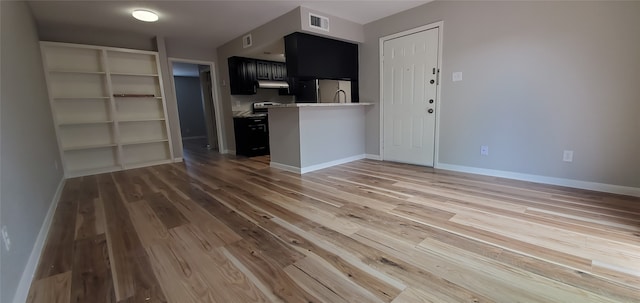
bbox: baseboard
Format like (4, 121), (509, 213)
(13, 177), (66, 303)
(270, 161), (302, 174)
(270, 154), (367, 174)
(173, 157), (184, 162)
(223, 149), (236, 155)
(436, 163), (640, 197)
(301, 154), (366, 174)
(365, 154), (382, 161)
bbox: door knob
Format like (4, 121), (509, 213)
(428, 108), (434, 114)
(429, 99), (434, 104)
(430, 79), (435, 84)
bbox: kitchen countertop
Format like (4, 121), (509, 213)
(264, 102), (373, 108)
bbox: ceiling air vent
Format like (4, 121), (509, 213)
(309, 13), (329, 32)
(242, 34), (252, 48)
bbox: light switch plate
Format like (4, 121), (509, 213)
(452, 72), (462, 82)
(563, 150), (573, 162)
(480, 145), (489, 156)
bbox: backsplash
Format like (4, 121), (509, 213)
(231, 89), (294, 112)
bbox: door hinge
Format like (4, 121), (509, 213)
(436, 68), (440, 85)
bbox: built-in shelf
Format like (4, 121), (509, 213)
(54, 97), (110, 100)
(121, 138), (169, 146)
(49, 70), (106, 75)
(53, 97), (110, 101)
(118, 118), (165, 123)
(66, 165), (122, 178)
(112, 94), (157, 98)
(41, 41), (174, 177)
(124, 159), (171, 170)
(58, 120), (113, 126)
(110, 72), (159, 77)
(63, 143), (118, 151)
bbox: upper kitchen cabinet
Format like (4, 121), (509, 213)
(256, 60), (287, 81)
(284, 32), (358, 80)
(228, 56), (257, 95)
(256, 60), (271, 80)
(228, 56), (288, 95)
(270, 62), (287, 81)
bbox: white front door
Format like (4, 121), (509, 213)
(382, 27), (440, 166)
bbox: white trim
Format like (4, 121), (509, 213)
(226, 149), (236, 155)
(436, 163), (640, 197)
(365, 154), (382, 161)
(173, 157), (184, 162)
(271, 154), (366, 175)
(379, 21), (444, 165)
(13, 178), (66, 303)
(301, 154), (365, 174)
(270, 162), (302, 174)
(168, 58), (227, 154)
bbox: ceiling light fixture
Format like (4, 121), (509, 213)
(132, 9), (159, 22)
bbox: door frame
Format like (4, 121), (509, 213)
(168, 57), (226, 153)
(379, 21), (444, 166)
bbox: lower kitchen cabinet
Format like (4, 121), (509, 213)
(233, 116), (269, 157)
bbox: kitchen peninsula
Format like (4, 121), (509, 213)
(266, 103), (372, 173)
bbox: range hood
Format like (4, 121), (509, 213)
(256, 80), (289, 90)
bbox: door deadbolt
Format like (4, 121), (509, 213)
(428, 108), (434, 114)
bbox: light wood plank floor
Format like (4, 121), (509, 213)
(28, 144), (640, 302)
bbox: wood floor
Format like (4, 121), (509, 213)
(28, 143), (640, 303)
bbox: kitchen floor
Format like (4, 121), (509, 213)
(26, 148), (640, 302)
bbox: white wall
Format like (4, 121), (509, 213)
(361, 1), (640, 190)
(268, 108), (302, 168)
(0, 2), (64, 302)
(299, 106), (365, 167)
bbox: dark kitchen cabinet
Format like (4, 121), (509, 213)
(271, 62), (287, 81)
(256, 60), (271, 80)
(228, 56), (256, 95)
(257, 60), (287, 81)
(233, 116), (269, 157)
(284, 32), (358, 80)
(229, 57), (289, 95)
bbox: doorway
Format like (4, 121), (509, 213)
(380, 23), (443, 167)
(169, 58), (224, 156)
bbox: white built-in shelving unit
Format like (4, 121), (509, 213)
(41, 42), (174, 177)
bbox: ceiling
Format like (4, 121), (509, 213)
(27, 1), (431, 52)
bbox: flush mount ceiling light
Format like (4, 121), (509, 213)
(132, 9), (159, 22)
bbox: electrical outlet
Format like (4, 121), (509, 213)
(563, 150), (574, 162)
(2, 226), (11, 251)
(452, 72), (463, 82)
(480, 145), (489, 156)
